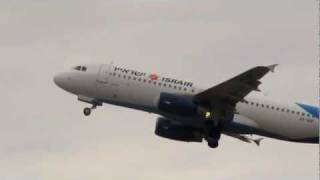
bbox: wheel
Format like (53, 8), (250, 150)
(208, 141), (219, 148)
(83, 108), (91, 116)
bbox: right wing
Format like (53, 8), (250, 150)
(193, 64), (278, 106)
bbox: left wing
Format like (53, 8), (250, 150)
(194, 64), (278, 106)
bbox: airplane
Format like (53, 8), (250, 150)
(54, 64), (319, 148)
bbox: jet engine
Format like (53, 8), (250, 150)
(155, 118), (203, 142)
(157, 93), (200, 116)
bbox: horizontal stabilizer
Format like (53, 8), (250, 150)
(253, 138), (263, 146)
(225, 133), (263, 147)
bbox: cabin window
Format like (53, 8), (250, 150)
(133, 77), (137, 80)
(251, 102), (254, 105)
(297, 112), (300, 115)
(261, 104), (264, 108)
(281, 108), (284, 112)
(256, 103), (259, 107)
(291, 110), (295, 114)
(301, 113), (305, 116)
(163, 84), (167, 87)
(184, 88), (187, 91)
(123, 75), (126, 79)
(271, 106), (274, 110)
(153, 81), (157, 85)
(158, 83), (162, 86)
(143, 79), (146, 83)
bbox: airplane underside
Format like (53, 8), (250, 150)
(80, 97), (319, 148)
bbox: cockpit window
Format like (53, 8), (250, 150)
(74, 66), (81, 71)
(73, 66), (87, 71)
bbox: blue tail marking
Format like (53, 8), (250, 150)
(296, 103), (319, 118)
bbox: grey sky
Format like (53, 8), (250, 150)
(0, 1), (318, 180)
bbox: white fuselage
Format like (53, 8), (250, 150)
(54, 64), (319, 143)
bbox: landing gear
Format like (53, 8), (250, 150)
(83, 108), (91, 116)
(208, 141), (219, 148)
(204, 119), (222, 149)
(83, 104), (97, 116)
(201, 103), (235, 149)
(206, 136), (220, 148)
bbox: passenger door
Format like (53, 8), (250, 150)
(96, 65), (113, 98)
(97, 64), (110, 84)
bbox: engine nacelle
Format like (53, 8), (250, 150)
(158, 93), (199, 116)
(155, 118), (203, 142)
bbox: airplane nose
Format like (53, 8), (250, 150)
(54, 73), (68, 89)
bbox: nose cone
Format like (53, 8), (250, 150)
(54, 73), (68, 90)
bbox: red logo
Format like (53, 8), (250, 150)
(149, 74), (159, 81)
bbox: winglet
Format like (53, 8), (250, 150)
(253, 138), (263, 146)
(267, 64), (278, 73)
